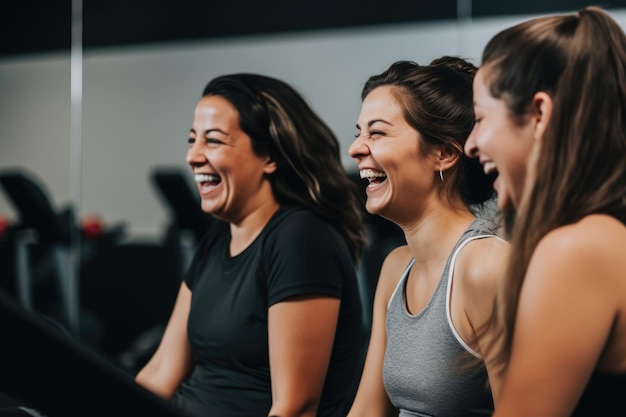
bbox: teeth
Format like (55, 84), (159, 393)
(195, 173), (220, 183)
(359, 169), (387, 181)
(483, 162), (497, 176)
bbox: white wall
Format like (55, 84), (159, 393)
(2, 10), (624, 239)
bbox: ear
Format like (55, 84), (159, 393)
(531, 91), (553, 141)
(434, 142), (461, 172)
(263, 156), (277, 175)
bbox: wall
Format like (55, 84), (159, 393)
(1, 10), (624, 239)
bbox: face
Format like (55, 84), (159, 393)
(465, 68), (536, 211)
(349, 86), (437, 223)
(186, 95), (276, 222)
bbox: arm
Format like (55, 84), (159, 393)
(347, 247), (410, 417)
(135, 281), (195, 399)
(266, 294), (340, 417)
(494, 218), (622, 416)
(457, 236), (510, 402)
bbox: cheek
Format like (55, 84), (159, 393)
(472, 124), (495, 153)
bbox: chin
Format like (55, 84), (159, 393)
(365, 202), (383, 216)
(494, 191), (512, 212)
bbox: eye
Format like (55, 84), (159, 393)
(369, 130), (384, 138)
(205, 137), (223, 145)
(187, 137), (195, 145)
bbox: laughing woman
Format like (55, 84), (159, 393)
(465, 6), (626, 416)
(346, 57), (510, 417)
(136, 73), (367, 417)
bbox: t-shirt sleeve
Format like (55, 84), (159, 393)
(264, 211), (353, 306)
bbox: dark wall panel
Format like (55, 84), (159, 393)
(2, 0), (626, 58)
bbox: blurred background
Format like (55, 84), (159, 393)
(0, 0), (625, 381)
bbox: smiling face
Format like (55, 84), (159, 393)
(349, 86), (437, 223)
(186, 95), (277, 223)
(465, 68), (537, 212)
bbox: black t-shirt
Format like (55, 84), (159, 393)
(173, 205), (365, 417)
(571, 372), (626, 416)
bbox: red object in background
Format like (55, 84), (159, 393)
(82, 215), (104, 238)
(0, 215), (9, 237)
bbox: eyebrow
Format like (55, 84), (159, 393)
(355, 119), (393, 129)
(189, 128), (228, 135)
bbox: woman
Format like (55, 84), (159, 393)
(136, 73), (367, 417)
(465, 6), (626, 416)
(346, 57), (509, 417)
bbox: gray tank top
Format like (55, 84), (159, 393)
(383, 217), (499, 417)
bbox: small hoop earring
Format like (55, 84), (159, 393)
(439, 169), (444, 182)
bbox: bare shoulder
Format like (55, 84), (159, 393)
(531, 214), (626, 286)
(539, 214), (626, 251)
(456, 235), (510, 294)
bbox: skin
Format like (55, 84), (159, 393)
(465, 69), (626, 416)
(136, 94), (340, 417)
(346, 86), (508, 417)
(465, 68), (538, 212)
(493, 216), (626, 416)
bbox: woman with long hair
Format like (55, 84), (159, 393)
(136, 73), (367, 417)
(465, 6), (626, 416)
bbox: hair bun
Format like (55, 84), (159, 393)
(429, 56), (477, 76)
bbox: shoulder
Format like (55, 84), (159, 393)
(530, 214), (626, 287)
(267, 205), (339, 239)
(263, 205), (353, 265)
(537, 214), (626, 253)
(455, 234), (510, 297)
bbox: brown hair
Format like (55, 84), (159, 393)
(202, 73), (367, 263)
(362, 57), (496, 209)
(481, 6), (626, 374)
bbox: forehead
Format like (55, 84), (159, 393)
(193, 95), (240, 127)
(473, 68), (491, 101)
(360, 86), (403, 120)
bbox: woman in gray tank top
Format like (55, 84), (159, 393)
(347, 58), (510, 417)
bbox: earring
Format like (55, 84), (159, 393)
(439, 169), (444, 182)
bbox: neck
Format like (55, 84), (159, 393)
(229, 199), (280, 257)
(402, 204), (474, 269)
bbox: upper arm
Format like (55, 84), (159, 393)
(135, 281), (195, 399)
(267, 295), (340, 417)
(264, 214), (356, 417)
(495, 222), (620, 417)
(347, 246), (409, 417)
(457, 236), (510, 401)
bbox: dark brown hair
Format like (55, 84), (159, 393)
(362, 57), (495, 209)
(481, 6), (626, 374)
(202, 73), (367, 263)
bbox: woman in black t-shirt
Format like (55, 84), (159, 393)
(135, 73), (367, 417)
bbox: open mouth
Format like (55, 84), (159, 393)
(195, 173), (221, 186)
(483, 162), (499, 182)
(359, 168), (387, 185)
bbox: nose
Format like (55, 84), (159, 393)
(186, 142), (206, 168)
(348, 134), (369, 160)
(464, 128), (480, 159)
